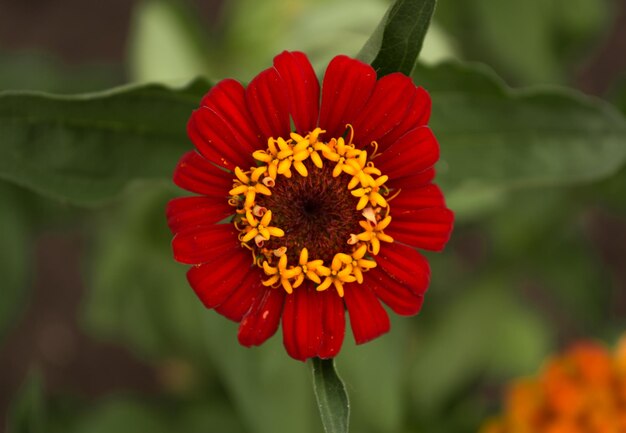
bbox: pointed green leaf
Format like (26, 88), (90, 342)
(0, 78), (209, 206)
(358, 0), (436, 76)
(311, 358), (350, 433)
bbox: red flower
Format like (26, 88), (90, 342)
(167, 51), (454, 361)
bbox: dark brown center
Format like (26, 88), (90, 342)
(256, 160), (362, 263)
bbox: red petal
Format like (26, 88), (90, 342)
(317, 289), (346, 359)
(282, 285), (323, 361)
(172, 151), (232, 196)
(351, 73), (417, 147)
(388, 168), (436, 190)
(375, 127), (439, 179)
(167, 196), (232, 233)
(215, 270), (264, 322)
(365, 268), (425, 316)
(388, 184), (445, 213)
(376, 86), (431, 152)
(344, 284), (390, 345)
(376, 242), (430, 296)
(319, 55), (376, 139)
(246, 67), (291, 139)
(273, 51), (320, 135)
(172, 224), (240, 265)
(386, 208), (454, 251)
(200, 78), (264, 151)
(238, 287), (285, 347)
(187, 254), (252, 309)
(188, 107), (255, 170)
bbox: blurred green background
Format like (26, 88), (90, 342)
(1, 0), (625, 432)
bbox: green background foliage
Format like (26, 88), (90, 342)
(1, 0), (625, 432)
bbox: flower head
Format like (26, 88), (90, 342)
(481, 335), (626, 433)
(167, 51), (454, 361)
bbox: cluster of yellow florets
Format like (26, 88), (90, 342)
(228, 127), (394, 297)
(481, 335), (626, 433)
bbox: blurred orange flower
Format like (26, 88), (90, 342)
(481, 335), (626, 433)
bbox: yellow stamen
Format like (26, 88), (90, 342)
(228, 126), (397, 296)
(350, 174), (389, 210)
(241, 210), (284, 243)
(316, 254), (356, 297)
(355, 215), (394, 255)
(369, 140), (380, 159)
(262, 255), (301, 294)
(289, 248), (330, 287)
(229, 167), (272, 211)
(345, 124), (355, 147)
(273, 246), (287, 257)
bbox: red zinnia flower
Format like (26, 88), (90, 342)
(167, 51), (454, 361)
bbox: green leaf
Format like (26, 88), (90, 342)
(358, 0), (436, 76)
(311, 358), (350, 433)
(0, 79), (209, 206)
(412, 61), (626, 217)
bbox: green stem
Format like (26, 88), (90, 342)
(310, 357), (350, 433)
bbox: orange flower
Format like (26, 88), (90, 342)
(481, 335), (626, 433)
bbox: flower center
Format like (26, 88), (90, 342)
(228, 127), (395, 297)
(256, 161), (362, 263)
